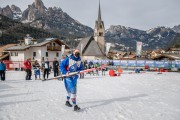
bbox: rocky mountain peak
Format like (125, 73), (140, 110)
(21, 0), (47, 21)
(34, 0), (47, 14)
(11, 5), (21, 12)
(0, 5), (13, 19)
(173, 25), (180, 33)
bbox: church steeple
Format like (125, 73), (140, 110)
(98, 0), (102, 22)
(94, 0), (105, 54)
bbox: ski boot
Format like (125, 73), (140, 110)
(74, 105), (80, 111)
(65, 101), (72, 107)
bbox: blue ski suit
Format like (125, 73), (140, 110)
(60, 54), (83, 104)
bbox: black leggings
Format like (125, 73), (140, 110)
(43, 69), (49, 79)
(54, 68), (59, 77)
(0, 70), (5, 80)
(25, 69), (32, 80)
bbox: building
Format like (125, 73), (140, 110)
(5, 36), (69, 62)
(0, 44), (16, 60)
(150, 48), (180, 60)
(76, 1), (106, 60)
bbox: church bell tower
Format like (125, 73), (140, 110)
(94, 1), (105, 54)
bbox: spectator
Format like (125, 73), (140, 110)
(33, 60), (41, 80)
(24, 58), (32, 80)
(42, 58), (50, 80)
(53, 58), (59, 77)
(0, 59), (6, 81)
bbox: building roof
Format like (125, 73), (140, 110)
(5, 45), (30, 51)
(0, 44), (16, 52)
(76, 36), (105, 56)
(31, 38), (69, 48)
(77, 36), (92, 52)
(5, 38), (69, 51)
(0, 53), (9, 60)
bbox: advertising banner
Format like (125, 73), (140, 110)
(145, 61), (155, 67)
(120, 60), (128, 66)
(137, 60), (145, 66)
(136, 41), (142, 56)
(128, 60), (136, 67)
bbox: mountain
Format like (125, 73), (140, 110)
(0, 14), (59, 45)
(173, 25), (180, 33)
(0, 5), (22, 20)
(1, 0), (179, 51)
(168, 33), (180, 48)
(105, 25), (177, 51)
(1, 0), (93, 38)
(26, 0), (93, 37)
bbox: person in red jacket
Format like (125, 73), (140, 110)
(24, 58), (32, 80)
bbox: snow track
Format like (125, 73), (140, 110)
(0, 71), (180, 120)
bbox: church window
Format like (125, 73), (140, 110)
(99, 32), (103, 36)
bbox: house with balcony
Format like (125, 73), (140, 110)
(5, 36), (70, 63)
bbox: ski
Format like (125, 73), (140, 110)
(42, 64), (106, 81)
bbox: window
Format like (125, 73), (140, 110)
(50, 43), (52, 46)
(11, 52), (13, 56)
(100, 25), (102, 28)
(53, 43), (56, 46)
(46, 52), (48, 57)
(33, 52), (36, 57)
(99, 32), (103, 36)
(15, 52), (18, 56)
(56, 52), (59, 57)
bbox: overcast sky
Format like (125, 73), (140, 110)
(1, 0), (180, 30)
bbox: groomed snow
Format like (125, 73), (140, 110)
(0, 71), (180, 120)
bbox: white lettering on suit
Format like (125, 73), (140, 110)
(69, 58), (81, 68)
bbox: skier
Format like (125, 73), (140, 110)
(60, 49), (84, 111)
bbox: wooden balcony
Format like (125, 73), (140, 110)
(47, 46), (61, 51)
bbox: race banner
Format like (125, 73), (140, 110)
(136, 41), (142, 56)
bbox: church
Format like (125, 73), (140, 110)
(76, 2), (107, 60)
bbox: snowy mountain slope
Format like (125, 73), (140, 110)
(0, 71), (180, 120)
(105, 25), (177, 51)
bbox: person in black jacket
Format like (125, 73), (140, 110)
(42, 58), (50, 80)
(53, 58), (59, 77)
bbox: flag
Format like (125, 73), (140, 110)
(136, 41), (142, 56)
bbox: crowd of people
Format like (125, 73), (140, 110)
(23, 58), (60, 80)
(0, 49), (107, 111)
(0, 58), (107, 82)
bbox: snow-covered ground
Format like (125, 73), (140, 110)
(0, 71), (180, 120)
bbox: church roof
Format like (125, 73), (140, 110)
(76, 36), (105, 56)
